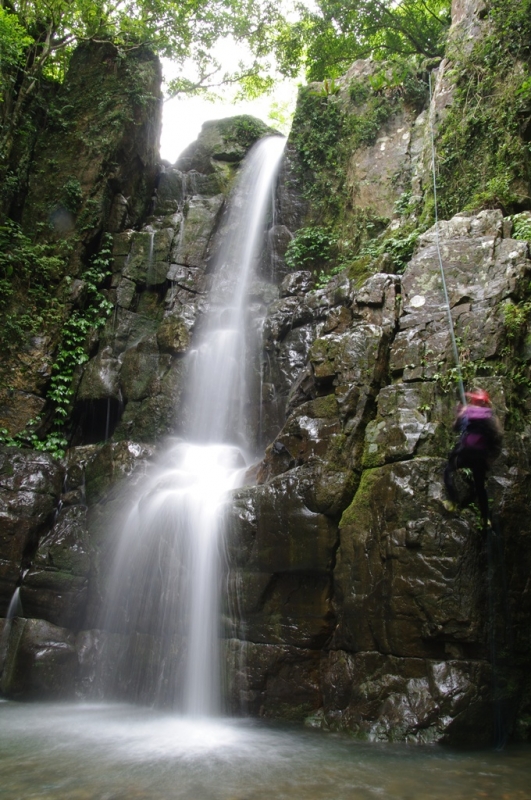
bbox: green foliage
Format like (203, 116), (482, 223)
(0, 235), (113, 457)
(231, 117), (270, 149)
(0, 7), (32, 82)
(0, 0), (288, 172)
(394, 190), (416, 216)
(61, 178), (83, 213)
(315, 263), (347, 288)
(349, 82), (370, 105)
(0, 420), (68, 460)
(276, 0), (451, 82)
(346, 90), (393, 148)
(435, 0), (531, 218)
(382, 230), (420, 270)
(0, 219), (66, 351)
(357, 226), (420, 272)
(285, 226), (337, 271)
(47, 241), (113, 421)
(290, 87), (346, 220)
(267, 99), (294, 135)
(2, 0), (284, 80)
(465, 175), (520, 215)
(503, 300), (531, 343)
(512, 213), (531, 241)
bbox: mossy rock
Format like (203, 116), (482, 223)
(156, 315), (190, 354)
(175, 115), (280, 173)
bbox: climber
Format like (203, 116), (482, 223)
(443, 388), (503, 530)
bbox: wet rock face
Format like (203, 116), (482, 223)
(225, 207), (531, 743)
(334, 458), (483, 660)
(0, 618), (78, 699)
(0, 42), (162, 437)
(226, 474), (338, 651)
(72, 116), (278, 446)
(0, 449), (63, 610)
(320, 651), (492, 745)
(20, 505), (91, 631)
(225, 639), (322, 721)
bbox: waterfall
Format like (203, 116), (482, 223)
(0, 587), (23, 678)
(99, 135), (285, 715)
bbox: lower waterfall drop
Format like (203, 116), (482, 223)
(98, 135), (286, 715)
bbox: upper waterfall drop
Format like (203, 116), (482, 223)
(98, 135), (286, 716)
(184, 134), (287, 448)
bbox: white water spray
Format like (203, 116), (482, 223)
(100, 136), (285, 715)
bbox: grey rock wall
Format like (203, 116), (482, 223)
(225, 209), (531, 744)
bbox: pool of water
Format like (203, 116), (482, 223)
(0, 701), (529, 799)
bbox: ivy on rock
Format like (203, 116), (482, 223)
(0, 236), (113, 458)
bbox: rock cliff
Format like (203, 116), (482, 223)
(1, 0), (531, 746)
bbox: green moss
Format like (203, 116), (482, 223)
(339, 468), (381, 528)
(290, 60), (429, 283)
(361, 449), (381, 470)
(346, 254), (374, 286)
(230, 116), (272, 148)
(312, 393), (339, 419)
(434, 0), (531, 218)
(325, 433), (348, 468)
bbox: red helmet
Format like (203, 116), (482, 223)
(465, 389), (491, 406)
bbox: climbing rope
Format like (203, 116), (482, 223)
(428, 73), (466, 406)
(428, 74), (514, 749)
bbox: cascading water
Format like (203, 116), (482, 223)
(99, 136), (286, 715)
(0, 587), (23, 676)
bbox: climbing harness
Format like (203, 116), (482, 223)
(428, 73), (466, 406)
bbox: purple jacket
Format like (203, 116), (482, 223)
(455, 405), (501, 455)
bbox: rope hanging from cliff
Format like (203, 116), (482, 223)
(428, 73), (467, 406)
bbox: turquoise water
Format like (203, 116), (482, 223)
(0, 702), (529, 799)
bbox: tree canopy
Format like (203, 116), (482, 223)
(0, 0), (454, 167)
(0, 0), (282, 81)
(0, 0), (283, 163)
(275, 0), (452, 82)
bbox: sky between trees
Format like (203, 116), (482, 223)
(0, 0), (452, 162)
